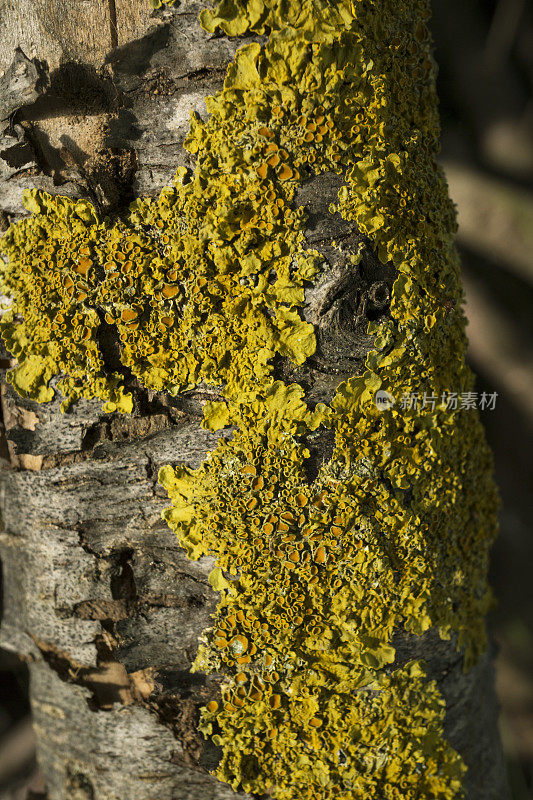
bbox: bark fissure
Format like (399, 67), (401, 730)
(108, 0), (119, 51)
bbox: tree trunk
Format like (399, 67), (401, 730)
(0, 2), (510, 799)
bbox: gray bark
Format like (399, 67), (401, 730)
(0, 2), (509, 799)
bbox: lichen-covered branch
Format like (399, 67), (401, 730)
(0, 1), (509, 799)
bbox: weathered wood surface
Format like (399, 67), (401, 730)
(0, 1), (510, 798)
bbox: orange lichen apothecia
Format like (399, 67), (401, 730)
(0, 1), (499, 798)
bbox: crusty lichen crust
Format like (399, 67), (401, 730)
(0, 1), (498, 797)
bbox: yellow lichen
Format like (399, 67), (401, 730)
(0, 167), (318, 410)
(148, 0), (179, 8)
(0, 0), (500, 797)
(158, 0), (498, 796)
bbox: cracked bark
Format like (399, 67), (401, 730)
(0, 2), (509, 799)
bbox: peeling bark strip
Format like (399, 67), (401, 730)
(0, 2), (509, 800)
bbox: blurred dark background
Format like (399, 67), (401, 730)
(0, 0), (532, 797)
(432, 2), (533, 798)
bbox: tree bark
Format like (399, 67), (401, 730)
(0, 2), (510, 799)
